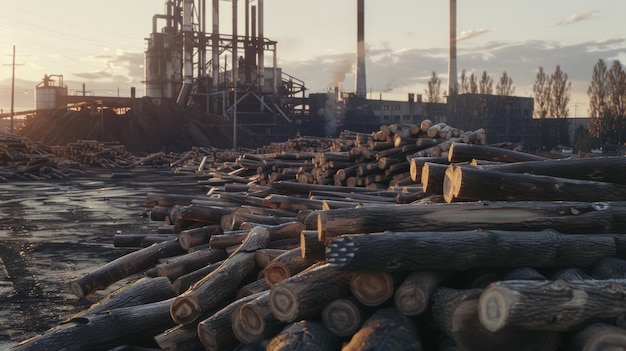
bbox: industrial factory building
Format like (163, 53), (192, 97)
(29, 0), (537, 149)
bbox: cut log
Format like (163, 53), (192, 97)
(448, 142), (546, 163)
(431, 287), (560, 351)
(69, 239), (185, 298)
(255, 248), (289, 268)
(170, 227), (270, 325)
(409, 156), (448, 183)
(550, 267), (593, 281)
(233, 290), (284, 344)
(197, 291), (266, 351)
(265, 320), (340, 351)
(171, 260), (223, 295)
(326, 229), (620, 272)
(76, 276), (176, 317)
(236, 277), (271, 299)
(567, 322), (626, 351)
(478, 279), (626, 331)
(322, 296), (371, 337)
(268, 263), (353, 322)
(478, 156), (626, 185)
(317, 201), (626, 243)
(178, 224), (222, 250)
(155, 248), (228, 281)
(350, 271), (400, 306)
(445, 165), (626, 203)
(395, 270), (451, 316)
(11, 299), (176, 351)
(421, 162), (451, 195)
(590, 256), (626, 279)
(300, 230), (326, 261)
(342, 308), (422, 351)
(264, 247), (316, 287)
(154, 323), (205, 351)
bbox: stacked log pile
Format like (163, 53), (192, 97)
(11, 123), (626, 350)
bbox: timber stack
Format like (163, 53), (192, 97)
(11, 121), (626, 350)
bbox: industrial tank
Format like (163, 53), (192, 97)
(35, 74), (68, 110)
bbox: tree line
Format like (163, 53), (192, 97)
(424, 59), (626, 147)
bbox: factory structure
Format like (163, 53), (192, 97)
(32, 0), (538, 149)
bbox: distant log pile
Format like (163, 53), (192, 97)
(12, 121), (626, 350)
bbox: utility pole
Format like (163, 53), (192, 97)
(3, 46), (24, 133)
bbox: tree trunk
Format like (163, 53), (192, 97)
(478, 279), (626, 331)
(421, 162), (451, 195)
(154, 323), (205, 351)
(326, 229), (620, 272)
(431, 287), (560, 351)
(395, 270), (451, 316)
(446, 165), (626, 203)
(567, 322), (626, 351)
(590, 256), (626, 279)
(317, 201), (626, 243)
(342, 308), (422, 351)
(197, 291), (266, 351)
(236, 277), (270, 299)
(171, 260), (223, 295)
(69, 239), (185, 298)
(12, 299), (176, 351)
(409, 156), (448, 183)
(268, 263), (353, 322)
(300, 230), (326, 261)
(233, 290), (284, 344)
(264, 247), (316, 287)
(170, 227), (270, 325)
(178, 224), (222, 250)
(479, 156), (626, 185)
(322, 296), (371, 337)
(76, 276), (176, 317)
(265, 320), (340, 351)
(448, 142), (546, 163)
(155, 248), (228, 281)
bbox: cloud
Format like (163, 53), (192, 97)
(558, 12), (598, 25)
(458, 29), (490, 41)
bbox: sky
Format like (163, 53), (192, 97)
(1, 0), (625, 117)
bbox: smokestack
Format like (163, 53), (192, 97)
(355, 0), (366, 98)
(448, 0), (458, 96)
(176, 0), (194, 105)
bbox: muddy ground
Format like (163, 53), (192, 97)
(0, 171), (207, 349)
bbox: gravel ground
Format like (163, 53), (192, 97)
(0, 173), (205, 349)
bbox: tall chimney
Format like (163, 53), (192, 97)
(448, 0), (458, 96)
(355, 0), (367, 98)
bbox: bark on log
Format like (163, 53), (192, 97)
(197, 292), (266, 351)
(264, 247), (316, 287)
(421, 162), (451, 195)
(69, 239), (185, 298)
(300, 230), (326, 261)
(448, 142), (546, 163)
(171, 260), (223, 295)
(395, 270), (451, 316)
(11, 299), (176, 351)
(76, 276), (176, 317)
(255, 249), (289, 268)
(178, 224), (222, 250)
(478, 156), (626, 185)
(342, 308), (422, 351)
(478, 279), (626, 331)
(326, 229), (621, 272)
(170, 227), (270, 325)
(409, 156), (448, 183)
(268, 263), (353, 322)
(236, 277), (271, 299)
(567, 322), (626, 351)
(265, 320), (340, 351)
(155, 248), (228, 281)
(431, 287), (560, 351)
(233, 290), (284, 344)
(446, 165), (626, 203)
(317, 201), (626, 243)
(322, 297), (371, 337)
(154, 323), (205, 351)
(590, 256), (626, 279)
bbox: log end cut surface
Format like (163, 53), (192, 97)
(170, 295), (201, 325)
(478, 286), (515, 332)
(269, 285), (299, 322)
(395, 286), (428, 316)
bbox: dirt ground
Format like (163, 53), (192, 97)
(0, 172), (206, 349)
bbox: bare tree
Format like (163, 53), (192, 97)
(533, 66), (551, 119)
(469, 73), (478, 94)
(587, 59), (611, 142)
(479, 71), (493, 94)
(495, 71), (515, 96)
(550, 65), (572, 145)
(608, 60), (626, 144)
(426, 71), (442, 103)
(459, 70), (470, 94)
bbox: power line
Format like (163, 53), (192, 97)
(1, 45), (24, 133)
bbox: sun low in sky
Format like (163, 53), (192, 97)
(0, 0), (624, 114)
